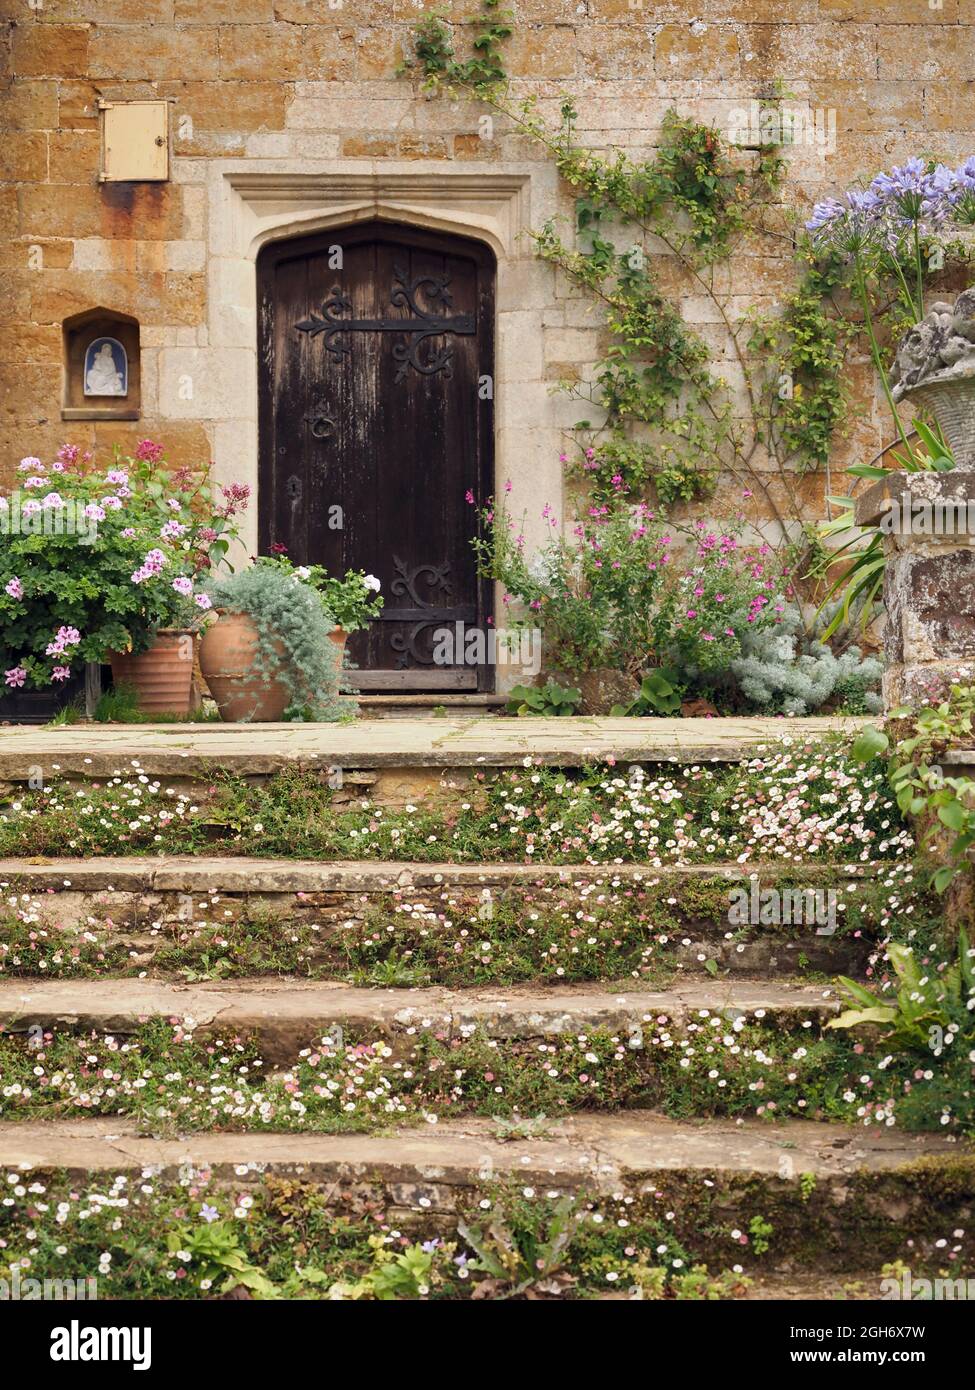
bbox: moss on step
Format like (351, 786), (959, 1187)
(0, 1170), (757, 1301)
(624, 1159), (975, 1274)
(0, 1149), (969, 1295)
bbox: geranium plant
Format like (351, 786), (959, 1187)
(257, 552), (383, 634)
(0, 441), (248, 691)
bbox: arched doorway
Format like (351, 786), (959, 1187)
(257, 220), (496, 690)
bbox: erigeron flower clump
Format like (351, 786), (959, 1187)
(0, 741), (913, 871)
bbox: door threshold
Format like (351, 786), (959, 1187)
(354, 693), (506, 720)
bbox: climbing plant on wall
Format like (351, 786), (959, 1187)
(402, 4), (848, 544)
(402, 3), (974, 582)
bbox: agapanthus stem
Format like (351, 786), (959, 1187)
(913, 223), (925, 322)
(854, 253), (915, 463)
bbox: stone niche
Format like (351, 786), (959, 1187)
(62, 307), (141, 421)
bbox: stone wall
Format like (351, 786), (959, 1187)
(1, 0), (973, 554)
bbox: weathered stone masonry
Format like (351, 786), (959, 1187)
(1, 0), (973, 553)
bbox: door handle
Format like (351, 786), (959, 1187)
(305, 409), (335, 440)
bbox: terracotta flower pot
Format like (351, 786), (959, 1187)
(198, 610), (291, 722)
(109, 629), (195, 716)
(328, 626), (348, 657)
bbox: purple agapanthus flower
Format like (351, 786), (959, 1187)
(870, 156), (955, 228)
(805, 189), (881, 253)
(952, 157), (975, 223)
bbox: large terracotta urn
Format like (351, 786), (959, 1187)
(199, 611), (291, 722)
(109, 629), (194, 716)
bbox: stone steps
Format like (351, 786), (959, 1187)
(0, 714), (930, 1295)
(0, 854), (871, 978)
(356, 693), (508, 720)
(0, 976), (839, 1063)
(0, 1112), (965, 1274)
(0, 1110), (946, 1181)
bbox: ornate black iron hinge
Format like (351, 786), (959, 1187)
(296, 265), (475, 381)
(385, 556), (458, 669)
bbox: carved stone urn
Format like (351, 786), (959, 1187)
(889, 287), (975, 468)
(857, 287), (975, 708)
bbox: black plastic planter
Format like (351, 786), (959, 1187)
(0, 667), (89, 724)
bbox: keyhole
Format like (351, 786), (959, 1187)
(286, 475), (301, 500)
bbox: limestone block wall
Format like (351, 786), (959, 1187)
(1, 0), (973, 554)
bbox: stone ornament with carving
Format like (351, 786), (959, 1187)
(890, 288), (975, 397)
(83, 337), (128, 398)
(890, 287), (975, 468)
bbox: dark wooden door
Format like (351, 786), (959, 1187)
(257, 222), (495, 690)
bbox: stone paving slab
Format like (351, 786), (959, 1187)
(0, 715), (867, 780)
(0, 855), (869, 894)
(0, 977), (840, 1063)
(0, 1112), (956, 1186)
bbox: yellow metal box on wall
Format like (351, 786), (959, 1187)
(99, 100), (170, 182)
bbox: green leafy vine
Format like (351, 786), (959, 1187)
(401, 4), (855, 550)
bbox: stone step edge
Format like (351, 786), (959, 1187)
(0, 1113), (957, 1186)
(0, 856), (876, 894)
(0, 978), (841, 1065)
(0, 715), (868, 781)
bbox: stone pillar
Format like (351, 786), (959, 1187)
(856, 471), (975, 710)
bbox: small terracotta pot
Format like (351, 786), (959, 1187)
(328, 626), (348, 657)
(198, 610), (291, 722)
(680, 698), (719, 718)
(109, 629), (195, 716)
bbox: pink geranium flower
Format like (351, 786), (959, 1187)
(45, 626), (80, 657)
